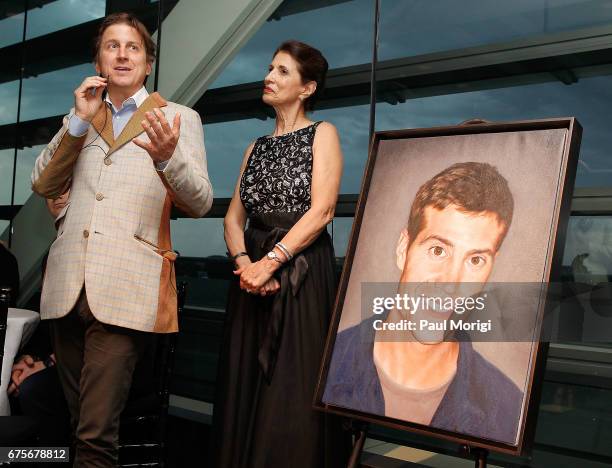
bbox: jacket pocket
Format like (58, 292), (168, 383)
(133, 234), (178, 261)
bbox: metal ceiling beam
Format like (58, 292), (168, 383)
(0, 0), (56, 20)
(193, 24), (612, 123)
(4, 25), (612, 146)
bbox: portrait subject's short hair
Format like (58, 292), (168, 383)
(407, 162), (514, 250)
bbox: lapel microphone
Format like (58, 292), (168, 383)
(91, 72), (109, 101)
(100, 73), (109, 102)
(83, 72), (111, 156)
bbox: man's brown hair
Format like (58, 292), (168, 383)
(94, 12), (156, 64)
(407, 162), (514, 251)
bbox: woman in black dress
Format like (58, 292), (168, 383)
(214, 40), (347, 467)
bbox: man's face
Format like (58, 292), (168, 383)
(96, 23), (151, 96)
(397, 204), (505, 285)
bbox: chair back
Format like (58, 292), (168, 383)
(118, 282), (188, 467)
(156, 281), (187, 417)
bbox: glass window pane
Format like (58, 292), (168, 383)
(0, 149), (15, 205)
(331, 217), (353, 259)
(14, 145), (41, 205)
(211, 0), (374, 88)
(21, 63), (95, 122)
(172, 218), (230, 401)
(25, 0), (105, 41)
(173, 218), (230, 310)
(0, 220), (9, 237)
(379, 0), (612, 60)
(563, 216), (612, 282)
(0, 81), (20, 125)
(204, 119), (272, 199)
(331, 217), (353, 280)
(0, 9), (24, 48)
(537, 380), (612, 458)
(0, 0), (105, 48)
(375, 73), (612, 187)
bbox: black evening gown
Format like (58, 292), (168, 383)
(213, 122), (348, 468)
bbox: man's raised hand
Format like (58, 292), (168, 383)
(74, 75), (107, 122)
(133, 108), (181, 164)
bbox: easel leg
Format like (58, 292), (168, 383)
(473, 448), (488, 468)
(461, 445), (488, 468)
(346, 421), (368, 468)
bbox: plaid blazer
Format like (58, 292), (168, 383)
(31, 92), (213, 333)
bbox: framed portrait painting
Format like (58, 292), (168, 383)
(315, 118), (582, 455)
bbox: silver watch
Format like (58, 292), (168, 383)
(266, 250), (283, 263)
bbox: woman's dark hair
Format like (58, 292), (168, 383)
(274, 40), (328, 111)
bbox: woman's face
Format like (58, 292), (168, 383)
(262, 51), (312, 108)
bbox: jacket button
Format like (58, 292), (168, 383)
(83, 230), (89, 238)
(96, 193), (104, 201)
(104, 158), (112, 166)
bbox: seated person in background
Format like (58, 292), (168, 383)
(46, 191), (70, 234)
(0, 240), (19, 306)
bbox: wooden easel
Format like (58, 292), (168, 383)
(346, 420), (368, 468)
(462, 445), (489, 468)
(345, 422), (490, 468)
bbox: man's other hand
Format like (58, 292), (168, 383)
(133, 108), (180, 164)
(74, 75), (107, 122)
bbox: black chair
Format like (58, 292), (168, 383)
(118, 281), (188, 467)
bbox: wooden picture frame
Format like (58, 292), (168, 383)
(314, 118), (582, 456)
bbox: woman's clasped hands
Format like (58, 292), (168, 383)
(234, 258), (281, 297)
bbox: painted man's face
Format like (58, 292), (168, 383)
(397, 204), (505, 285)
(395, 204), (506, 342)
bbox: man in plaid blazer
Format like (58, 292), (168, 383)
(30, 12), (212, 467)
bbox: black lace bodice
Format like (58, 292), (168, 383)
(239, 121), (321, 215)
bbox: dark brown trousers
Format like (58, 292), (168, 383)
(49, 289), (149, 467)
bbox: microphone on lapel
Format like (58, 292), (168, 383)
(100, 73), (108, 102)
(82, 72), (111, 156)
(100, 73), (111, 102)
(89, 73), (109, 101)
